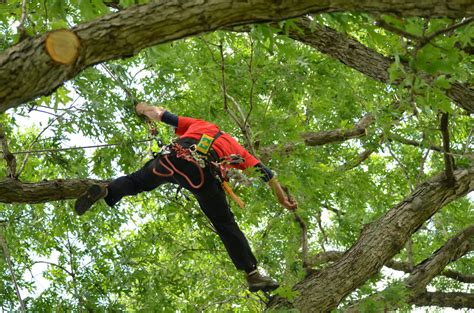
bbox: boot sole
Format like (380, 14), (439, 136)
(249, 284), (279, 293)
(75, 185), (106, 216)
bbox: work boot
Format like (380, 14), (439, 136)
(246, 271), (279, 292)
(74, 185), (107, 216)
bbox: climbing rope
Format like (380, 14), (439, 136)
(152, 143), (205, 189)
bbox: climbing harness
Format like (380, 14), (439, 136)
(151, 132), (223, 190)
(152, 142), (206, 189)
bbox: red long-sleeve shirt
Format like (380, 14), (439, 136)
(175, 116), (260, 170)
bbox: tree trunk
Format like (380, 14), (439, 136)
(268, 167), (474, 312)
(0, 178), (107, 203)
(1, 0), (473, 112)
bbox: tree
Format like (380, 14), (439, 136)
(0, 0), (472, 311)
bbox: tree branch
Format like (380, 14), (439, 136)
(308, 249), (474, 284)
(412, 292), (474, 309)
(440, 113), (455, 186)
(17, 0), (28, 41)
(405, 224), (474, 296)
(0, 178), (108, 203)
(301, 113), (374, 146)
(346, 225), (474, 311)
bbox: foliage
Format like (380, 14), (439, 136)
(0, 0), (472, 311)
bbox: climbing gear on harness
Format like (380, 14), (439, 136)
(151, 132), (224, 189)
(210, 154), (246, 208)
(152, 143), (206, 189)
(150, 131), (247, 209)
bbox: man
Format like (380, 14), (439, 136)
(75, 102), (297, 292)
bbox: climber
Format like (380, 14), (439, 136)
(75, 102), (297, 292)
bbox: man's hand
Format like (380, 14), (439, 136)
(135, 102), (165, 121)
(268, 178), (298, 211)
(279, 197), (298, 211)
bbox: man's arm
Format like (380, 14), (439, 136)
(268, 177), (298, 211)
(135, 102), (178, 127)
(253, 163), (297, 211)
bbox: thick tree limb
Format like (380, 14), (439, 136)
(289, 18), (474, 113)
(301, 113), (374, 146)
(268, 167), (474, 311)
(1, 0), (473, 112)
(338, 148), (375, 171)
(0, 178), (108, 203)
(412, 292), (474, 309)
(405, 224), (474, 296)
(308, 249), (474, 284)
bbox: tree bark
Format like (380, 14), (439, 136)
(1, 0), (473, 112)
(288, 18), (474, 114)
(0, 178), (108, 203)
(268, 167), (474, 312)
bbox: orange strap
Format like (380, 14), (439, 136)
(222, 181), (245, 209)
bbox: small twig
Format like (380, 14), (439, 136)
(463, 127), (473, 155)
(315, 210), (327, 252)
(32, 260), (75, 278)
(0, 228), (26, 312)
(406, 238), (414, 271)
(217, 41), (257, 155)
(419, 17), (474, 49)
(375, 19), (421, 42)
(322, 203), (343, 217)
(65, 222), (84, 310)
(338, 148), (374, 171)
(244, 34), (255, 128)
(416, 148), (430, 186)
(218, 41), (229, 112)
(282, 186), (308, 269)
(101, 64), (138, 106)
(17, 0), (28, 41)
(388, 144), (415, 191)
(440, 113), (455, 186)
(0, 124), (17, 178)
(16, 97), (81, 178)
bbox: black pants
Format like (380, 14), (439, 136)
(104, 149), (258, 273)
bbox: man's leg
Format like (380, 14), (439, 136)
(193, 177), (279, 292)
(75, 158), (169, 215)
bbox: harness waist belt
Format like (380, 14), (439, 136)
(177, 137), (219, 162)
